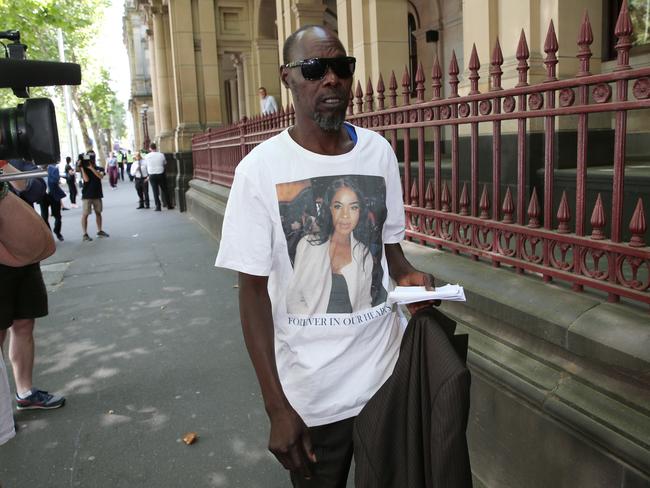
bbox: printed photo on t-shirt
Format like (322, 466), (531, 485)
(277, 175), (388, 315)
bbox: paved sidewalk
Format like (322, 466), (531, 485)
(0, 180), (288, 487)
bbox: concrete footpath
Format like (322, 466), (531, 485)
(0, 180), (290, 487)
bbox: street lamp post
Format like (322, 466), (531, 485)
(140, 103), (150, 151)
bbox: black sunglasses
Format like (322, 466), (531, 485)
(283, 56), (356, 81)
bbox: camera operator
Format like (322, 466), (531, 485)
(80, 152), (109, 241)
(0, 159), (65, 413)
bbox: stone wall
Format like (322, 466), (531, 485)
(186, 179), (650, 487)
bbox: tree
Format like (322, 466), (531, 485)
(0, 0), (125, 162)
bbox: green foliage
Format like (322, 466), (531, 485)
(0, 0), (125, 150)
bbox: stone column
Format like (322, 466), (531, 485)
(252, 39), (281, 114)
(291, 0), (325, 27)
(146, 26), (160, 145)
(350, 0), (408, 92)
(229, 78), (239, 122)
(232, 54), (246, 120)
(152, 6), (173, 149)
(241, 53), (251, 118)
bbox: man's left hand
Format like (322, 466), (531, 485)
(396, 270), (440, 314)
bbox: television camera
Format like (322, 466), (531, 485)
(0, 29), (81, 181)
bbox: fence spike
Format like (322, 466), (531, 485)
(449, 50), (460, 97)
(365, 77), (374, 112)
(629, 198), (647, 247)
(441, 182), (451, 212)
(615, 0), (633, 70)
(355, 80), (364, 114)
(544, 19), (559, 81)
(577, 9), (594, 77)
(459, 182), (469, 216)
(516, 29), (530, 87)
(415, 61), (425, 102)
(527, 187), (541, 228)
(388, 70), (398, 108)
(410, 178), (419, 206)
(377, 73), (385, 110)
(479, 185), (490, 219)
(557, 191), (571, 233)
(401, 65), (411, 105)
(491, 37), (504, 90)
(502, 187), (514, 223)
(468, 44), (480, 95)
(590, 193), (606, 240)
(431, 57), (442, 100)
(425, 179), (435, 209)
(348, 88), (354, 116)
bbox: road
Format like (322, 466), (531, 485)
(0, 179), (290, 487)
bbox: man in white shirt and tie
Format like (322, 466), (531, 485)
(143, 143), (174, 211)
(258, 87), (279, 115)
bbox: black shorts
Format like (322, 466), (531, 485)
(0, 263), (48, 330)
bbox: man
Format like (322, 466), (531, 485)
(216, 25), (435, 486)
(116, 150), (125, 181)
(126, 150), (135, 182)
(0, 160), (64, 412)
(143, 142), (173, 211)
(258, 86), (279, 115)
(38, 161), (66, 242)
(80, 152), (110, 241)
(130, 151), (150, 209)
(64, 156), (78, 208)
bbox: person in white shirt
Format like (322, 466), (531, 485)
(143, 143), (174, 211)
(215, 25), (435, 486)
(258, 87), (279, 115)
(130, 151), (150, 209)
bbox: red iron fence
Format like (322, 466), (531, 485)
(192, 2), (649, 307)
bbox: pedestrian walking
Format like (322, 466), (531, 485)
(131, 151), (150, 209)
(144, 143), (173, 211)
(106, 152), (119, 189)
(215, 25), (440, 486)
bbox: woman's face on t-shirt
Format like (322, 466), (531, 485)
(330, 186), (360, 237)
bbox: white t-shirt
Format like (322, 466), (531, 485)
(0, 349), (15, 445)
(215, 125), (406, 426)
(144, 151), (166, 175)
(260, 95), (278, 115)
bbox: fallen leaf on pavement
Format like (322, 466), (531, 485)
(182, 432), (198, 445)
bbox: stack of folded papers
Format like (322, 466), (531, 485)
(387, 284), (466, 304)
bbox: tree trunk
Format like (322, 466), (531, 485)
(71, 87), (93, 150)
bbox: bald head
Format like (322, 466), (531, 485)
(282, 25), (344, 65)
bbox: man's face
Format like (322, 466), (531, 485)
(258, 89), (266, 99)
(282, 29), (352, 132)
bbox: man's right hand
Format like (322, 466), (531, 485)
(268, 405), (316, 478)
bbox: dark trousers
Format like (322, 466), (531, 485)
(290, 417), (354, 488)
(135, 177), (150, 207)
(67, 179), (77, 204)
(148, 173), (172, 209)
(126, 163), (134, 181)
(108, 166), (119, 187)
(39, 194), (62, 236)
(118, 164), (125, 181)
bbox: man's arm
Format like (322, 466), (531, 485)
(238, 272), (316, 477)
(385, 242), (438, 312)
(0, 191), (55, 266)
